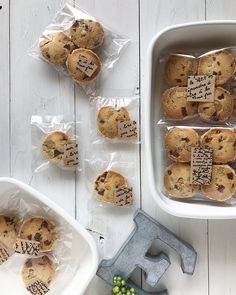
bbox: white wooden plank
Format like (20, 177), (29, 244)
(206, 2), (236, 295)
(73, 1), (140, 294)
(0, 1), (10, 176)
(10, 0), (76, 216)
(140, 1), (208, 294)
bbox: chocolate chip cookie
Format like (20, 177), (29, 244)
(198, 87), (234, 122)
(66, 48), (101, 83)
(164, 163), (196, 198)
(165, 127), (199, 162)
(198, 50), (236, 85)
(0, 215), (17, 255)
(42, 131), (73, 165)
(201, 165), (236, 201)
(70, 19), (104, 49)
(97, 106), (130, 139)
(94, 170), (127, 204)
(201, 128), (236, 164)
(22, 255), (56, 288)
(40, 32), (75, 64)
(19, 217), (57, 252)
(165, 54), (198, 86)
(162, 86), (198, 119)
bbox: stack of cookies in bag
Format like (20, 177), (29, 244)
(161, 49), (236, 203)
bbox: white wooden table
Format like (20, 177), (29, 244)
(1, 0), (236, 294)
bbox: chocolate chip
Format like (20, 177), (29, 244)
(54, 149), (63, 157)
(213, 57), (216, 61)
(44, 240), (51, 246)
(174, 185), (179, 190)
(34, 232), (41, 242)
(98, 189), (105, 196)
(227, 173), (234, 180)
(181, 137), (190, 142)
(217, 184), (225, 192)
(175, 79), (182, 83)
(217, 61), (220, 66)
(100, 120), (105, 124)
(27, 234), (32, 240)
(72, 20), (79, 27)
(46, 53), (50, 59)
(167, 170), (172, 175)
(219, 145), (223, 150)
(216, 130), (221, 134)
(41, 220), (48, 229)
(203, 107), (209, 110)
(218, 93), (224, 100)
(4, 216), (13, 223)
(218, 71), (222, 75)
(210, 111), (218, 121)
(213, 71), (218, 75)
(218, 136), (224, 142)
(205, 137), (212, 143)
(181, 107), (187, 117)
(26, 260), (32, 268)
(64, 44), (71, 51)
(170, 150), (180, 158)
(180, 73), (184, 76)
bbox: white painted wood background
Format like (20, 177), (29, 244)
(0, 0), (236, 294)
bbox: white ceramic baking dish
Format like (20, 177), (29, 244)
(145, 21), (236, 219)
(0, 177), (98, 294)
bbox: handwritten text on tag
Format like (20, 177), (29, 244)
(118, 120), (137, 140)
(187, 75), (215, 102)
(27, 280), (50, 295)
(77, 54), (98, 77)
(15, 238), (40, 256)
(0, 245), (9, 265)
(191, 147), (213, 185)
(114, 187), (133, 206)
(63, 142), (79, 168)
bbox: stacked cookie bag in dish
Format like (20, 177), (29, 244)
(159, 48), (236, 204)
(29, 2), (130, 94)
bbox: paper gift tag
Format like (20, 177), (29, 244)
(191, 147), (213, 185)
(118, 120), (137, 140)
(0, 242), (10, 265)
(114, 187), (133, 206)
(77, 54), (98, 77)
(15, 238), (40, 256)
(27, 280), (50, 295)
(63, 141), (79, 168)
(187, 75), (215, 102)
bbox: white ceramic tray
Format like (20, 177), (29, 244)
(0, 177), (98, 294)
(145, 21), (236, 219)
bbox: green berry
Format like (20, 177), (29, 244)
(113, 286), (120, 293)
(121, 280), (126, 286)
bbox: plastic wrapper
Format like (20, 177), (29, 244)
(0, 189), (76, 295)
(31, 115), (80, 173)
(158, 47), (236, 126)
(84, 153), (136, 208)
(28, 2), (130, 95)
(90, 95), (139, 145)
(157, 124), (236, 205)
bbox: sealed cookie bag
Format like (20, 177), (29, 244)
(85, 153), (136, 207)
(28, 2), (130, 95)
(90, 95), (139, 144)
(158, 125), (236, 204)
(159, 48), (236, 125)
(31, 115), (80, 172)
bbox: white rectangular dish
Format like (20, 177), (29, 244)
(0, 177), (98, 294)
(145, 21), (236, 219)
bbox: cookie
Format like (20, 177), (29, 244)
(201, 165), (236, 201)
(19, 217), (56, 252)
(198, 50), (236, 85)
(97, 106), (130, 139)
(201, 128), (236, 164)
(162, 86), (198, 119)
(165, 55), (198, 86)
(66, 48), (101, 83)
(39, 32), (75, 65)
(165, 128), (199, 162)
(22, 255), (56, 288)
(42, 131), (73, 165)
(0, 214), (17, 252)
(94, 170), (127, 204)
(164, 163), (196, 198)
(198, 87), (234, 122)
(70, 19), (104, 49)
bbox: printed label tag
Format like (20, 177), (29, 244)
(77, 54), (98, 77)
(0, 244), (9, 265)
(63, 141), (79, 168)
(15, 238), (40, 256)
(27, 280), (50, 295)
(191, 147), (213, 185)
(187, 75), (215, 102)
(118, 120), (137, 140)
(114, 187), (133, 206)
